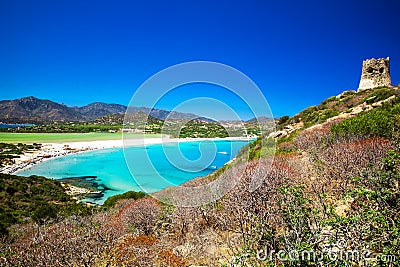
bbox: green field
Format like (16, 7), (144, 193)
(0, 133), (161, 143)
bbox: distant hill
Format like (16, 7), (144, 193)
(0, 96), (201, 123)
(127, 106), (199, 121)
(192, 116), (217, 123)
(97, 111), (217, 128)
(96, 112), (163, 126)
(0, 96), (84, 123)
(93, 113), (125, 125)
(246, 116), (275, 123)
(72, 102), (127, 120)
(124, 111), (163, 125)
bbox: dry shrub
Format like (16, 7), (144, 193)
(3, 214), (120, 267)
(121, 197), (162, 235)
(277, 140), (297, 153)
(314, 137), (394, 196)
(205, 155), (301, 252)
(107, 235), (186, 267)
(294, 125), (332, 156)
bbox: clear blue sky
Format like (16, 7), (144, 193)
(0, 0), (399, 120)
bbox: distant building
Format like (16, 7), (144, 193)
(122, 128), (144, 133)
(358, 57), (392, 92)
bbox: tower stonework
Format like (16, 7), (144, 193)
(358, 57), (392, 92)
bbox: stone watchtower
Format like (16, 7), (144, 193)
(358, 57), (392, 92)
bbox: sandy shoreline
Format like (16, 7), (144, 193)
(1, 136), (252, 175)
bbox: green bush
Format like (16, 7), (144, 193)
(0, 207), (17, 235)
(360, 87), (395, 104)
(31, 202), (58, 224)
(340, 90), (356, 98)
(250, 137), (276, 159)
(341, 94), (355, 104)
(278, 115), (290, 125)
(299, 106), (319, 124)
(277, 130), (298, 145)
(102, 190), (147, 210)
(300, 107), (339, 127)
(318, 96), (338, 109)
(0, 173), (92, 234)
(319, 109), (340, 123)
(331, 105), (400, 138)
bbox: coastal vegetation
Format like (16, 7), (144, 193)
(0, 142), (41, 166)
(1, 87), (400, 266)
(331, 102), (400, 138)
(281, 86), (399, 129)
(102, 190), (147, 210)
(0, 173), (91, 235)
(163, 119), (231, 138)
(0, 119), (264, 139)
(0, 116), (253, 138)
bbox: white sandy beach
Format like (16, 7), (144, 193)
(1, 136), (252, 175)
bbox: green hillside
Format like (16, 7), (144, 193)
(0, 173), (90, 235)
(281, 87), (399, 128)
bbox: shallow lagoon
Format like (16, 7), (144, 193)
(18, 140), (248, 204)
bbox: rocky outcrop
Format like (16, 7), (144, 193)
(268, 122), (303, 139)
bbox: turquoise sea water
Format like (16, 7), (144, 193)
(17, 140), (248, 204)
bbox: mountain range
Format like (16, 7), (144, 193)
(0, 96), (202, 123)
(0, 96), (85, 123)
(0, 96), (272, 124)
